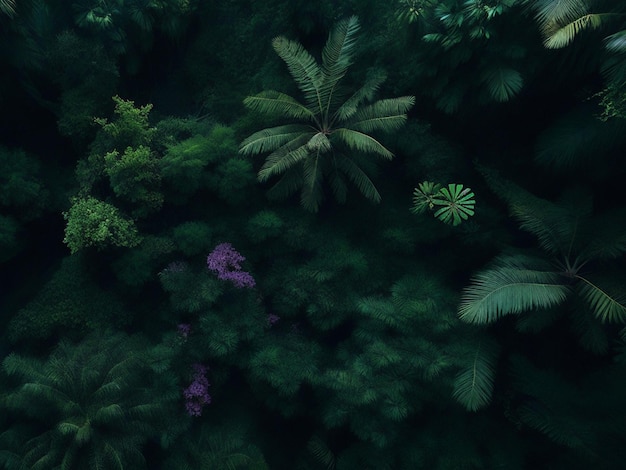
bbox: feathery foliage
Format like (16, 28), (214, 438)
(452, 339), (499, 411)
(240, 16), (414, 211)
(2, 332), (174, 469)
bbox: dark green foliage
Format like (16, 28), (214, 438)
(112, 235), (175, 286)
(2, 332), (176, 469)
(461, 173), (626, 332)
(240, 16), (415, 211)
(0, 146), (47, 218)
(7, 255), (131, 343)
(452, 339), (499, 411)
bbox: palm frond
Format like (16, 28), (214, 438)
(242, 91), (315, 120)
(347, 97), (415, 133)
(576, 275), (626, 323)
(333, 128), (394, 159)
(0, 0), (16, 17)
(459, 255), (570, 324)
(532, 0), (588, 26)
(584, 207), (626, 259)
(239, 124), (313, 156)
(480, 67), (523, 102)
(320, 16), (360, 114)
(543, 13), (605, 49)
(257, 134), (314, 182)
(452, 340), (499, 411)
(333, 153), (382, 203)
(569, 303), (609, 354)
(509, 189), (591, 257)
(300, 152), (324, 212)
(334, 69), (387, 122)
(272, 36), (323, 109)
(605, 30), (626, 51)
(307, 435), (336, 470)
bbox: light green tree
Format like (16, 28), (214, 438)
(239, 16), (415, 212)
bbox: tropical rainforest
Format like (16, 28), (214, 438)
(1, 0), (626, 468)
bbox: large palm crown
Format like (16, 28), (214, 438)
(239, 16), (415, 212)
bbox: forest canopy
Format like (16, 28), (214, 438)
(1, 0), (626, 468)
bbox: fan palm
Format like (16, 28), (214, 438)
(239, 16), (415, 212)
(2, 332), (173, 469)
(459, 175), (626, 341)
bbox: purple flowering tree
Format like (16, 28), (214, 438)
(183, 363), (211, 417)
(206, 243), (256, 288)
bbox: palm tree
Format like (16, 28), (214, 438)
(2, 332), (174, 469)
(0, 0), (16, 17)
(239, 16), (415, 212)
(458, 173), (626, 351)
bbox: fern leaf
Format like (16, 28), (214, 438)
(576, 275), (626, 323)
(452, 340), (499, 411)
(543, 14), (604, 49)
(459, 255), (570, 324)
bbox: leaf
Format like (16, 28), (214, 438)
(432, 184), (476, 226)
(605, 30), (626, 52)
(242, 91), (315, 120)
(272, 36), (323, 109)
(481, 67), (523, 102)
(333, 128), (394, 159)
(543, 14), (605, 49)
(459, 255), (571, 324)
(452, 340), (499, 411)
(576, 275), (626, 323)
(411, 181), (441, 214)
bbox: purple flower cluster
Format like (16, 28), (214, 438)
(177, 323), (191, 340)
(206, 243), (256, 288)
(183, 363), (211, 417)
(267, 314), (280, 326)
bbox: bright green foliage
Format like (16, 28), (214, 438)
(104, 145), (163, 217)
(7, 255), (131, 343)
(93, 95), (155, 152)
(2, 332), (174, 469)
(412, 181), (476, 226)
(240, 16), (415, 212)
(63, 196), (141, 253)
